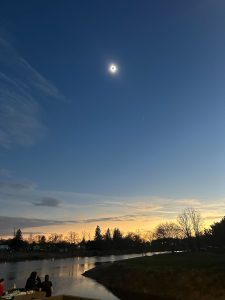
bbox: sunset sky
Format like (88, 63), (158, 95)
(1, 0), (225, 238)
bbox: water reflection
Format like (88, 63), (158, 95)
(0, 253), (152, 300)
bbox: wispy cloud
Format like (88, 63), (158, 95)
(173, 198), (202, 207)
(0, 216), (67, 235)
(0, 213), (146, 235)
(0, 180), (34, 191)
(82, 214), (143, 223)
(99, 200), (162, 211)
(33, 197), (61, 208)
(203, 215), (224, 221)
(0, 177), (224, 235)
(0, 37), (65, 147)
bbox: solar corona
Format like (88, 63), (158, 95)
(108, 63), (118, 74)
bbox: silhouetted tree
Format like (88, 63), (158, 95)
(94, 225), (102, 241)
(48, 233), (63, 243)
(34, 235), (46, 244)
(113, 228), (122, 240)
(210, 217), (225, 246)
(155, 222), (182, 239)
(92, 225), (103, 250)
(11, 229), (26, 250)
(78, 235), (86, 250)
(39, 235), (46, 244)
(178, 208), (203, 250)
(143, 230), (154, 244)
(178, 209), (192, 238)
(112, 228), (123, 249)
(189, 208), (203, 249)
(105, 228), (111, 240)
(102, 228), (112, 250)
(189, 208), (203, 238)
(66, 232), (79, 244)
(154, 222), (182, 253)
(202, 228), (213, 248)
(15, 229), (23, 240)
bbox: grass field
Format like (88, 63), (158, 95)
(84, 252), (225, 300)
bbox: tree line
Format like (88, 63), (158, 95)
(1, 207), (225, 253)
(150, 208), (225, 252)
(0, 226), (147, 253)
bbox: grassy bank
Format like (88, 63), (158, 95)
(83, 252), (225, 300)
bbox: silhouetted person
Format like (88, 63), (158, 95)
(0, 278), (5, 296)
(25, 272), (41, 291)
(41, 275), (52, 297)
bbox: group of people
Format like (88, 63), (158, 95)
(25, 272), (53, 297)
(0, 272), (53, 298)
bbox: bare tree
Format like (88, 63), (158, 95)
(33, 234), (46, 244)
(189, 208), (203, 237)
(155, 222), (183, 239)
(143, 230), (154, 244)
(177, 208), (192, 240)
(177, 207), (203, 250)
(66, 231), (79, 244)
(48, 233), (63, 243)
(81, 231), (86, 242)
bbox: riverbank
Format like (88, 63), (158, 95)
(83, 252), (225, 300)
(0, 248), (146, 262)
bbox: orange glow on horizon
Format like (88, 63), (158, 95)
(3, 213), (221, 241)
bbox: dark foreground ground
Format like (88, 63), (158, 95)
(83, 252), (225, 300)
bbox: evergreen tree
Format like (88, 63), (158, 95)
(211, 217), (225, 246)
(15, 229), (23, 240)
(40, 235), (46, 244)
(105, 228), (111, 240)
(94, 225), (102, 241)
(11, 229), (25, 250)
(113, 228), (122, 240)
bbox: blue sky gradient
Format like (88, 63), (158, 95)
(0, 0), (225, 236)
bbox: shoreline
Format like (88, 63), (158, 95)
(83, 252), (225, 300)
(0, 249), (146, 263)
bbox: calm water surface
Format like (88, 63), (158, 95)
(0, 253), (153, 300)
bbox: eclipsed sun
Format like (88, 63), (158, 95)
(108, 63), (118, 74)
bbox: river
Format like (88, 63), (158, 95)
(0, 252), (153, 300)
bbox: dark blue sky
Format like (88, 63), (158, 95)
(0, 1), (225, 235)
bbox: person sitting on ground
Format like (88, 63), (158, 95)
(0, 278), (5, 296)
(41, 275), (52, 297)
(25, 272), (41, 291)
